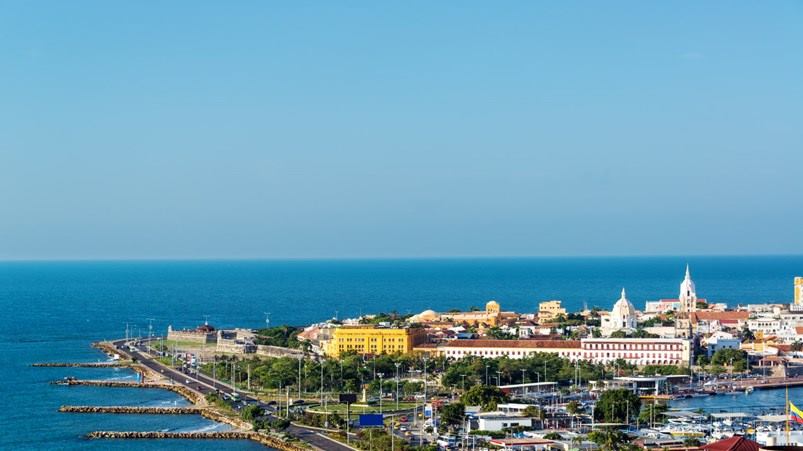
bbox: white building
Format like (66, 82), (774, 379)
(704, 331), (741, 357)
(476, 413), (533, 432)
(601, 288), (638, 337)
(580, 337), (692, 366)
(645, 299), (681, 313)
(436, 337), (692, 366)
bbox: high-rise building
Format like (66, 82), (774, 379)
(795, 277), (803, 305)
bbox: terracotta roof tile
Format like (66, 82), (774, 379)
(440, 339), (581, 349)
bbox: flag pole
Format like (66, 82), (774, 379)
(787, 384), (791, 445)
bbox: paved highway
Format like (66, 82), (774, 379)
(110, 339), (355, 451)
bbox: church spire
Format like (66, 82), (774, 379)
(685, 263), (691, 280)
(621, 287), (627, 299)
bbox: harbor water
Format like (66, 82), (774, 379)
(2, 256), (802, 449)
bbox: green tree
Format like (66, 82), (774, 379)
(711, 348), (748, 370)
(438, 402), (465, 432)
(594, 389), (641, 423)
(566, 400), (581, 415)
(461, 385), (508, 411)
(544, 432), (563, 440)
(793, 341), (803, 352)
(638, 401), (668, 426)
(696, 354), (709, 367)
(241, 404), (262, 422)
(588, 428), (631, 451)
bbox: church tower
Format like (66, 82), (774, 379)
(675, 265), (697, 337)
(679, 264), (697, 314)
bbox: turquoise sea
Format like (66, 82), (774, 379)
(2, 256), (802, 449)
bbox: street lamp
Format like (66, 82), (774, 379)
(395, 362), (401, 411)
(461, 374), (467, 392)
(378, 373), (384, 414)
(485, 364), (490, 385)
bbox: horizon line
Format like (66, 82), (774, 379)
(2, 252), (803, 263)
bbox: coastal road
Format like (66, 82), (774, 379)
(111, 339), (356, 451)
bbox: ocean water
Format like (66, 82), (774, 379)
(1, 256), (802, 449)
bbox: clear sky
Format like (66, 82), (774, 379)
(2, 2), (802, 259)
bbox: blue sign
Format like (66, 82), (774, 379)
(424, 404), (433, 418)
(359, 414), (384, 427)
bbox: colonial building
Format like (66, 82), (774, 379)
(409, 300), (503, 327)
(537, 300), (567, 321)
(600, 288), (637, 337)
(435, 337), (692, 366)
(166, 323), (216, 344)
(796, 277), (803, 306)
(323, 325), (427, 358)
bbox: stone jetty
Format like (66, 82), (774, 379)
(60, 405), (203, 414)
(53, 379), (203, 404)
(87, 431), (252, 440)
(33, 362), (127, 368)
(86, 430), (310, 450)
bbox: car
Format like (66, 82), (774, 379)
(185, 379), (191, 384)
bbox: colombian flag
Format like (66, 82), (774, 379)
(790, 402), (803, 424)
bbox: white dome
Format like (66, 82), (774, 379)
(611, 288), (637, 319)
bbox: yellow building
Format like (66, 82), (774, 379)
(538, 300), (567, 321)
(437, 300), (502, 326)
(324, 326), (428, 358)
(796, 277), (803, 305)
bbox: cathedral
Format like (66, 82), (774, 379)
(601, 287), (638, 336)
(675, 265), (698, 338)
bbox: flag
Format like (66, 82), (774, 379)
(790, 401), (803, 424)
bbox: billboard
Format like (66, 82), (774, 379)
(339, 393), (357, 404)
(359, 414), (384, 427)
(424, 404), (433, 418)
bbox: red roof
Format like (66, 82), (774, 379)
(442, 339), (581, 349)
(690, 311), (749, 324)
(702, 435), (759, 451)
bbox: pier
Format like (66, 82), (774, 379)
(60, 405), (203, 414)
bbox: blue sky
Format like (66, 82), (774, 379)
(2, 2), (802, 259)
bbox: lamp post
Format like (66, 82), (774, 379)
(485, 364), (489, 385)
(461, 374), (466, 392)
(378, 373), (384, 414)
(521, 368), (526, 384)
(297, 356), (302, 401)
(395, 362), (401, 411)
